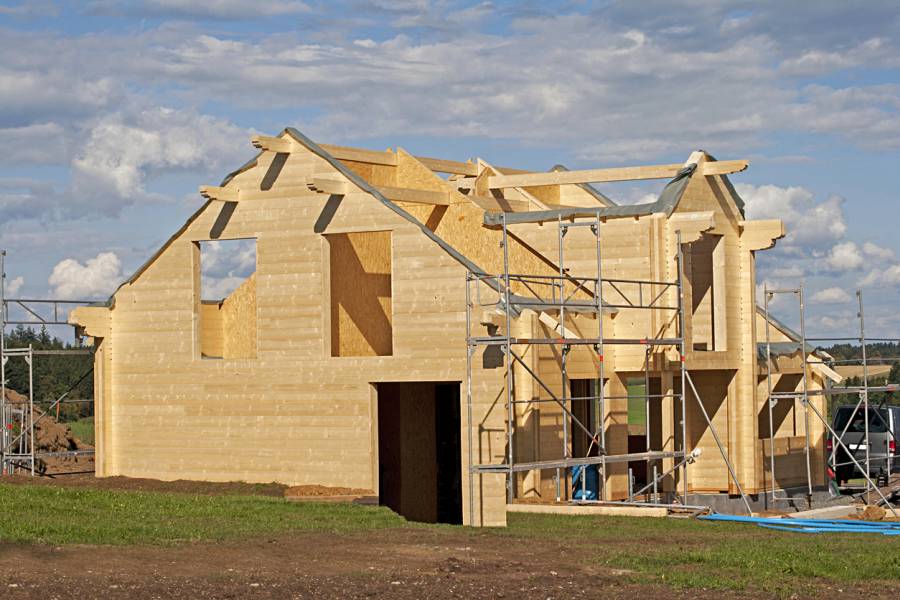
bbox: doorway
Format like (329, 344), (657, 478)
(376, 382), (462, 524)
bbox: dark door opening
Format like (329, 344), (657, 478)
(376, 382), (462, 524)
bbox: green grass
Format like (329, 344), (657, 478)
(626, 381), (647, 425)
(66, 417), (94, 445)
(0, 483), (404, 545)
(502, 513), (900, 595)
(1, 483), (897, 595)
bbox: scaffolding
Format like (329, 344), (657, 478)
(465, 212), (751, 522)
(762, 285), (899, 515)
(0, 250), (97, 475)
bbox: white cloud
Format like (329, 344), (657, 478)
(199, 239), (256, 300)
(862, 242), (895, 260)
(87, 0), (310, 19)
(816, 313), (856, 332)
(811, 287), (853, 304)
(779, 38), (895, 76)
(72, 107), (250, 201)
(0, 122), (68, 165)
(860, 264), (900, 288)
(5, 276), (24, 296)
(48, 252), (124, 299)
(737, 184), (847, 251)
(825, 241), (864, 272)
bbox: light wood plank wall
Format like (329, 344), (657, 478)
(74, 135), (820, 520)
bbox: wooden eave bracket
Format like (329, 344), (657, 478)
(669, 210), (717, 244)
(199, 185), (239, 201)
(68, 306), (110, 339)
(739, 219), (785, 251)
(251, 135), (294, 153)
(306, 173), (352, 196)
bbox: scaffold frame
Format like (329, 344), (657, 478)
(464, 211), (753, 522)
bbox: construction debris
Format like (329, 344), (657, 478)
(3, 388), (93, 473)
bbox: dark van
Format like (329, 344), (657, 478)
(828, 404), (899, 485)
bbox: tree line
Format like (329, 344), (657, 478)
(819, 342), (900, 411)
(3, 326), (94, 422)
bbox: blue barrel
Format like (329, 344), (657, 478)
(571, 464), (599, 500)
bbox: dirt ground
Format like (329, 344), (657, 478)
(0, 474), (896, 599)
(0, 527), (850, 600)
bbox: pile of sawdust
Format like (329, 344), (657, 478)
(851, 504), (900, 522)
(3, 389), (92, 466)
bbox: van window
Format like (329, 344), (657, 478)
(833, 406), (889, 433)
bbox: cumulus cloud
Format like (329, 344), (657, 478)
(199, 239), (256, 300)
(860, 264), (900, 288)
(811, 287), (853, 304)
(737, 183), (847, 251)
(5, 276), (24, 296)
(72, 107), (250, 202)
(825, 241), (864, 272)
(863, 242), (895, 260)
(48, 252), (124, 299)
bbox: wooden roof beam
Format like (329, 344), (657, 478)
(252, 135), (481, 176)
(378, 186), (450, 205)
(306, 174), (352, 196)
(488, 160), (749, 188)
(199, 185), (239, 201)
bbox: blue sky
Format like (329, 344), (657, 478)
(1, 0), (899, 338)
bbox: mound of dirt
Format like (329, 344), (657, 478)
(4, 388), (93, 472)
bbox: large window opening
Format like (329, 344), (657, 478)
(326, 231), (393, 357)
(686, 234), (725, 352)
(196, 238), (257, 359)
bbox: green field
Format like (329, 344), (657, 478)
(0, 482), (897, 595)
(627, 381), (647, 425)
(0, 483), (403, 545)
(66, 417), (95, 445)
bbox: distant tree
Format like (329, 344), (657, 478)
(3, 326), (93, 421)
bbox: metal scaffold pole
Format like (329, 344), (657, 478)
(798, 286), (814, 506)
(501, 216), (516, 505)
(675, 232), (689, 506)
(465, 272), (476, 526)
(857, 290), (871, 504)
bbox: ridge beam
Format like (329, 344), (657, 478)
(489, 160), (749, 188)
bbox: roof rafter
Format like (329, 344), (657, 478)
(488, 160), (749, 189)
(251, 135), (477, 175)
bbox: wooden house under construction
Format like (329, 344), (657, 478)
(71, 128), (840, 526)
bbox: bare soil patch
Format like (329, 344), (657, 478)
(0, 528), (795, 600)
